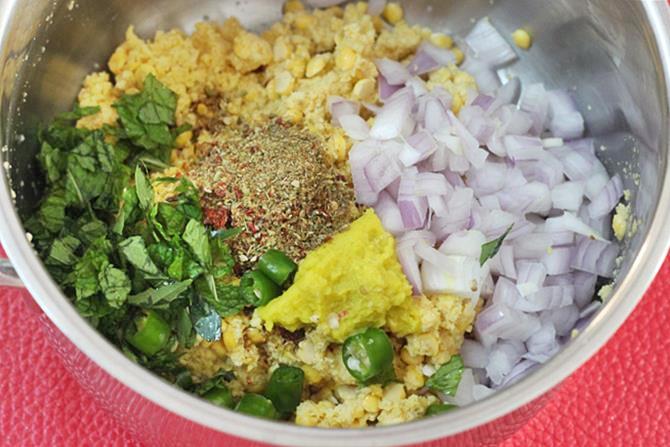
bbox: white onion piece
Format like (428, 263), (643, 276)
(475, 302), (541, 345)
(487, 77), (521, 115)
(375, 58), (411, 85)
(438, 230), (486, 258)
(519, 83), (549, 135)
(364, 152), (400, 193)
(329, 96), (360, 126)
(572, 271), (598, 309)
(541, 246), (573, 275)
(516, 261), (547, 290)
(396, 239), (422, 295)
(408, 41), (457, 76)
(414, 172), (451, 196)
(498, 182), (551, 216)
(371, 88), (415, 140)
(462, 57), (501, 94)
(544, 212), (603, 240)
(518, 157), (564, 188)
(513, 233), (552, 259)
(499, 360), (539, 387)
(339, 114), (370, 140)
(504, 135), (545, 161)
(461, 340), (489, 369)
(526, 323), (557, 357)
(447, 368), (476, 406)
(499, 108), (534, 136)
(491, 276), (521, 307)
(399, 131), (438, 167)
(397, 170), (428, 230)
(367, 0), (386, 15)
(420, 252), (482, 299)
(431, 188), (474, 239)
(514, 285), (574, 312)
(547, 90), (584, 139)
(379, 75), (401, 101)
(541, 305), (580, 336)
(374, 191), (404, 235)
(571, 237), (618, 278)
(551, 181), (584, 211)
(486, 341), (525, 386)
(348, 142), (379, 205)
(587, 174), (623, 218)
(464, 17), (518, 67)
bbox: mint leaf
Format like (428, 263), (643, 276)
(119, 236), (161, 276)
(99, 264), (132, 308)
(46, 235), (80, 266)
(114, 74), (177, 156)
(426, 355), (464, 396)
(183, 219), (212, 268)
(128, 279), (193, 307)
(71, 237), (113, 303)
(38, 192), (67, 233)
(480, 224), (513, 266)
(134, 166), (153, 211)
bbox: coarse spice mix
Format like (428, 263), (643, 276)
(188, 118), (359, 268)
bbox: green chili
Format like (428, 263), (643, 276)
(203, 386), (235, 409)
(342, 327), (395, 384)
(243, 270), (281, 307)
(265, 365), (305, 414)
(425, 403), (457, 417)
(235, 393), (279, 420)
(257, 249), (297, 287)
(125, 310), (171, 356)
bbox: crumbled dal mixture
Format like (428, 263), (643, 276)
(75, 0), (480, 428)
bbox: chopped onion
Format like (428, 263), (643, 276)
(571, 237), (618, 278)
(461, 340), (489, 369)
(464, 17), (518, 67)
(374, 191), (404, 235)
(551, 181), (585, 211)
(339, 114), (370, 140)
(587, 174), (623, 218)
(367, 0), (386, 15)
(375, 58), (412, 85)
(329, 96), (360, 126)
(343, 18), (622, 392)
(519, 83), (548, 135)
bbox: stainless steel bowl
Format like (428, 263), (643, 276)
(1, 1), (669, 445)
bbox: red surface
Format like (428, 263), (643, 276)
(1, 256), (670, 446)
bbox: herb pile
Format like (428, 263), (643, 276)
(25, 75), (264, 381)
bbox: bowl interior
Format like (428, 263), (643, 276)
(0, 0), (667, 443)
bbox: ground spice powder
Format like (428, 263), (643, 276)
(188, 119), (358, 268)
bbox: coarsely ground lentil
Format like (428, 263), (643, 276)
(187, 119), (357, 267)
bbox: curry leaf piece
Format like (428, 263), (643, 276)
(480, 224), (513, 266)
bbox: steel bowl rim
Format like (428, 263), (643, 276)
(0, 1), (669, 445)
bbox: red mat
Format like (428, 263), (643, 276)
(1, 255), (669, 446)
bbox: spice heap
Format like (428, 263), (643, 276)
(188, 119), (357, 267)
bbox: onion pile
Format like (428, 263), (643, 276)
(330, 18), (623, 403)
